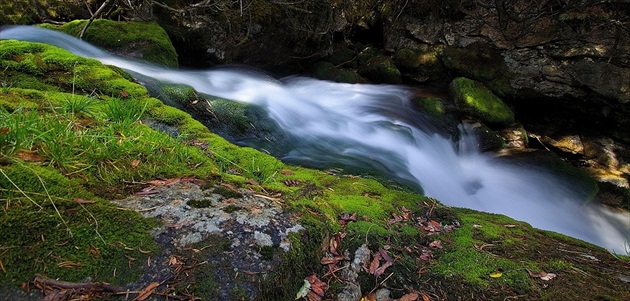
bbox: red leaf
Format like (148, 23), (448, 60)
(368, 254), (381, 275)
(398, 293), (419, 301)
(420, 251), (432, 262)
(374, 261), (393, 278)
(379, 248), (393, 264)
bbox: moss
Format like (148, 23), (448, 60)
(213, 185), (244, 199)
(40, 19), (178, 67)
(188, 199), (214, 208)
(311, 61), (361, 84)
(449, 77), (515, 126)
(358, 56), (402, 84)
(0, 164), (158, 287)
(442, 43), (516, 97)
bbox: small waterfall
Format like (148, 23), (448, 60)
(2, 26), (628, 252)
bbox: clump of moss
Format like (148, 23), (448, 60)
(358, 56), (402, 84)
(449, 77), (515, 126)
(40, 19), (178, 68)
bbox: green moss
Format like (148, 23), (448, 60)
(358, 56), (402, 84)
(442, 43), (515, 97)
(449, 77), (515, 126)
(311, 61), (361, 84)
(188, 199), (214, 208)
(0, 164), (158, 287)
(40, 19), (178, 67)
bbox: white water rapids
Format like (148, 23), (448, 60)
(2, 26), (628, 253)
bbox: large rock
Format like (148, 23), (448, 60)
(449, 77), (515, 126)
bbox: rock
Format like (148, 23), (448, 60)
(449, 77), (515, 126)
(40, 19), (179, 68)
(358, 55), (402, 84)
(311, 61), (362, 84)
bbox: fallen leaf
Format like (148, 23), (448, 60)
(428, 240), (442, 249)
(131, 159), (141, 168)
(368, 253), (381, 275)
(398, 293), (419, 301)
(489, 268), (504, 278)
(362, 293), (377, 301)
(134, 281), (159, 301)
(379, 248), (393, 264)
(308, 275), (327, 297)
(419, 251), (432, 262)
(120, 90), (129, 98)
(295, 279), (310, 300)
(374, 261), (393, 278)
(503, 224), (517, 228)
(528, 270), (557, 281)
(73, 198), (96, 204)
(16, 149), (46, 162)
(421, 292), (431, 301)
(320, 256), (345, 265)
(134, 186), (159, 195)
(281, 170), (294, 175)
(306, 290), (322, 301)
(0, 127), (9, 135)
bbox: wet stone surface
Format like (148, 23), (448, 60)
(112, 182), (304, 300)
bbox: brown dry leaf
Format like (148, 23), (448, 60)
(379, 248), (393, 264)
(528, 270), (557, 281)
(73, 198), (96, 204)
(281, 170), (294, 175)
(421, 292), (431, 301)
(307, 274), (327, 298)
(0, 258), (6, 274)
(419, 251), (432, 262)
(503, 224), (517, 228)
(16, 149), (46, 162)
(374, 261), (393, 278)
(321, 256), (345, 265)
(0, 127), (9, 135)
(368, 253), (381, 275)
(398, 293), (419, 301)
(134, 186), (159, 195)
(134, 281), (159, 301)
(131, 159), (141, 169)
(306, 290), (322, 301)
(362, 293), (377, 301)
(246, 179), (260, 185)
(428, 240), (442, 249)
(429, 220), (441, 230)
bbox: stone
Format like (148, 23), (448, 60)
(449, 77), (515, 126)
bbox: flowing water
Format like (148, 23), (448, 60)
(2, 26), (628, 252)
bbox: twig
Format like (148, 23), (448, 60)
(80, 0), (115, 40)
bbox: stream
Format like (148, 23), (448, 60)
(1, 25), (628, 253)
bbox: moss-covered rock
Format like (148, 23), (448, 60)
(40, 19), (178, 68)
(311, 61), (362, 84)
(358, 55), (402, 84)
(449, 77), (515, 126)
(393, 47), (446, 83)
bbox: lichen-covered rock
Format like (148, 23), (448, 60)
(449, 77), (515, 126)
(40, 19), (178, 68)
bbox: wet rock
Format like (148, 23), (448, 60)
(358, 55), (402, 84)
(449, 77), (515, 126)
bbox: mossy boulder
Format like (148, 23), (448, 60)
(393, 48), (446, 83)
(40, 19), (178, 68)
(449, 77), (515, 126)
(311, 61), (362, 84)
(441, 42), (515, 97)
(358, 55), (402, 84)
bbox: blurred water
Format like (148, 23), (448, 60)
(2, 25), (628, 253)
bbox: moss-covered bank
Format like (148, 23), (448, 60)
(0, 38), (628, 301)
